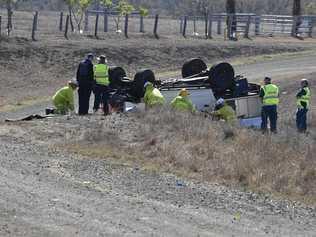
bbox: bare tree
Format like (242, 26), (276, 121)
(226, 0), (236, 40)
(292, 0), (301, 36)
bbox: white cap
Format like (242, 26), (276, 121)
(215, 98), (225, 106)
(143, 81), (153, 88)
(68, 79), (79, 87)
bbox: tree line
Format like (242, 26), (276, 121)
(0, 0), (314, 36)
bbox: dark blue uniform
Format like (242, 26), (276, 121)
(76, 59), (94, 115)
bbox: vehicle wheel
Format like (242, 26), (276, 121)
(131, 69), (156, 99)
(181, 58), (207, 78)
(109, 66), (126, 88)
(208, 62), (235, 94)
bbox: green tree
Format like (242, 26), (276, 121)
(139, 6), (148, 17)
(64, 0), (93, 32)
(305, 2), (316, 15)
(113, 0), (135, 32)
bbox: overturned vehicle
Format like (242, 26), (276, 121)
(108, 59), (262, 126)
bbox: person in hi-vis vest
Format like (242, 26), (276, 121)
(259, 77), (280, 134)
(93, 55), (110, 115)
(296, 79), (311, 133)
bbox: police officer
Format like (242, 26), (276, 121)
(296, 78), (311, 133)
(93, 55), (110, 115)
(76, 53), (94, 115)
(259, 77), (280, 133)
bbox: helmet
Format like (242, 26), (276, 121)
(301, 78), (309, 84)
(68, 79), (78, 87)
(144, 81), (153, 88)
(179, 88), (190, 97)
(215, 98), (225, 106)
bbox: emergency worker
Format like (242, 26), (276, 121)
(259, 77), (280, 133)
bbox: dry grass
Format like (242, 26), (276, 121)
(59, 76), (316, 205)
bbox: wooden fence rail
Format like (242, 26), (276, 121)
(0, 10), (315, 41)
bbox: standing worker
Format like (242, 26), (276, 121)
(93, 55), (110, 115)
(170, 88), (196, 113)
(143, 82), (165, 109)
(211, 98), (236, 123)
(52, 80), (78, 115)
(296, 78), (311, 133)
(259, 77), (280, 133)
(76, 53), (94, 115)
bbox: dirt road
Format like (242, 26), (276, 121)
(1, 53), (316, 236)
(1, 115), (315, 237)
(234, 52), (316, 81)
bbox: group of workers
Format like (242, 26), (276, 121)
(259, 76), (311, 133)
(52, 53), (312, 134)
(53, 53), (111, 116)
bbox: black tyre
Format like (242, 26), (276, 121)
(131, 69), (156, 99)
(208, 62), (235, 94)
(109, 66), (127, 88)
(181, 58), (207, 78)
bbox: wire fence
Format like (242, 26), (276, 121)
(0, 10), (316, 41)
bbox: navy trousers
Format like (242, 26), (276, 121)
(261, 105), (278, 133)
(296, 108), (308, 132)
(93, 84), (110, 115)
(78, 84), (92, 115)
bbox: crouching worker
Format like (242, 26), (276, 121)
(211, 98), (237, 123)
(52, 80), (78, 115)
(143, 82), (165, 109)
(170, 88), (196, 113)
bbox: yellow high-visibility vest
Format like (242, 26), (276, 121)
(94, 64), (109, 86)
(262, 84), (279, 106)
(297, 87), (311, 109)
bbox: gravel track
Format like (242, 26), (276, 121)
(0, 118), (315, 237)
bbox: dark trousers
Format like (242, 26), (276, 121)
(296, 108), (308, 132)
(93, 84), (110, 115)
(78, 84), (92, 115)
(261, 105), (278, 133)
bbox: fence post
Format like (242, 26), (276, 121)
(94, 13), (99, 38)
(153, 14), (159, 39)
(204, 14), (208, 38)
(227, 15), (232, 40)
(180, 16), (183, 34)
(64, 15), (69, 39)
(140, 15), (144, 33)
(208, 14), (213, 39)
(84, 11), (89, 31)
(217, 16), (222, 34)
(244, 15), (251, 39)
(7, 9), (13, 36)
(31, 11), (38, 41)
(103, 9), (108, 32)
(291, 16), (297, 37)
(308, 18), (313, 37)
(59, 12), (63, 31)
(183, 16), (187, 38)
(193, 16), (196, 34)
(69, 10), (74, 32)
(124, 14), (129, 38)
(255, 16), (261, 36)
